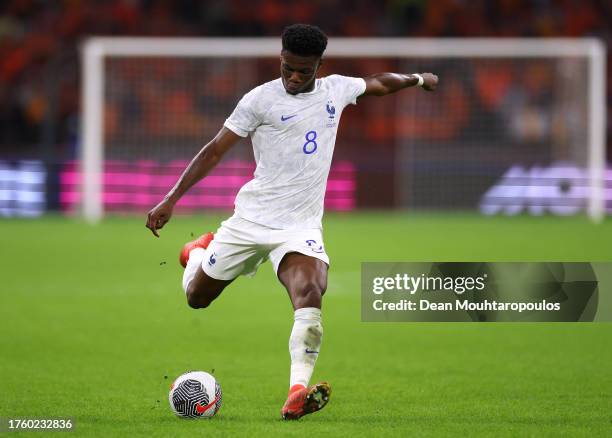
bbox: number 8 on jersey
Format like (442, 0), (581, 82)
(303, 130), (318, 154)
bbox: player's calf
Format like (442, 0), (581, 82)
(290, 282), (326, 309)
(180, 232), (232, 309)
(277, 252), (328, 310)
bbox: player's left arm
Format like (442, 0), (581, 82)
(361, 73), (438, 97)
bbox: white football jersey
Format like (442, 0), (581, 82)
(223, 75), (366, 230)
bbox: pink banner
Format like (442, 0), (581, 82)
(60, 160), (356, 213)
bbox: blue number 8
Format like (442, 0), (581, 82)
(303, 130), (318, 154)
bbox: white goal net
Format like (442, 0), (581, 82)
(78, 38), (606, 222)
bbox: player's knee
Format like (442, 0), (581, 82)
(185, 286), (212, 309)
(186, 292), (211, 309)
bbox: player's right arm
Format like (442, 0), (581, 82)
(146, 127), (242, 237)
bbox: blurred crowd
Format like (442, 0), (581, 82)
(103, 57), (585, 156)
(0, 0), (611, 157)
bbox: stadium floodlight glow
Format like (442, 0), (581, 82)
(81, 37), (606, 223)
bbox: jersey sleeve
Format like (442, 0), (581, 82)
(328, 74), (367, 107)
(224, 87), (264, 137)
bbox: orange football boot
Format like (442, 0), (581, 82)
(281, 382), (331, 420)
(179, 232), (214, 268)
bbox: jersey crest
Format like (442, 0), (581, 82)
(325, 100), (337, 128)
(326, 101), (336, 119)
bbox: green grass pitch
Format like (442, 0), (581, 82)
(1, 213), (611, 436)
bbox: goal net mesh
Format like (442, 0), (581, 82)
(68, 52), (592, 214)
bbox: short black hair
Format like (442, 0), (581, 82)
(281, 24), (328, 57)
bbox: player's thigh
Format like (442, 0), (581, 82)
(277, 252), (328, 306)
(203, 214), (269, 280)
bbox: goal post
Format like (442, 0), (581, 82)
(80, 37), (606, 223)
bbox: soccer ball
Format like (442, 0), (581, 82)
(169, 371), (222, 418)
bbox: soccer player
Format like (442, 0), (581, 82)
(146, 24), (437, 420)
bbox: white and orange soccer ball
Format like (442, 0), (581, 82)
(169, 371), (222, 418)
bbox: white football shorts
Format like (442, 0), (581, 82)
(201, 214), (329, 281)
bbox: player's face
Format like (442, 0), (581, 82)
(280, 50), (321, 95)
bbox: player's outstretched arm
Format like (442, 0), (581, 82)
(146, 127), (241, 237)
(361, 72), (438, 97)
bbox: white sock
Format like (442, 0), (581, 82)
(289, 307), (323, 389)
(182, 248), (205, 293)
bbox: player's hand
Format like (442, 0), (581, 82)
(146, 199), (175, 237)
(421, 73), (438, 91)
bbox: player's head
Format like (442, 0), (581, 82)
(280, 24), (328, 95)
